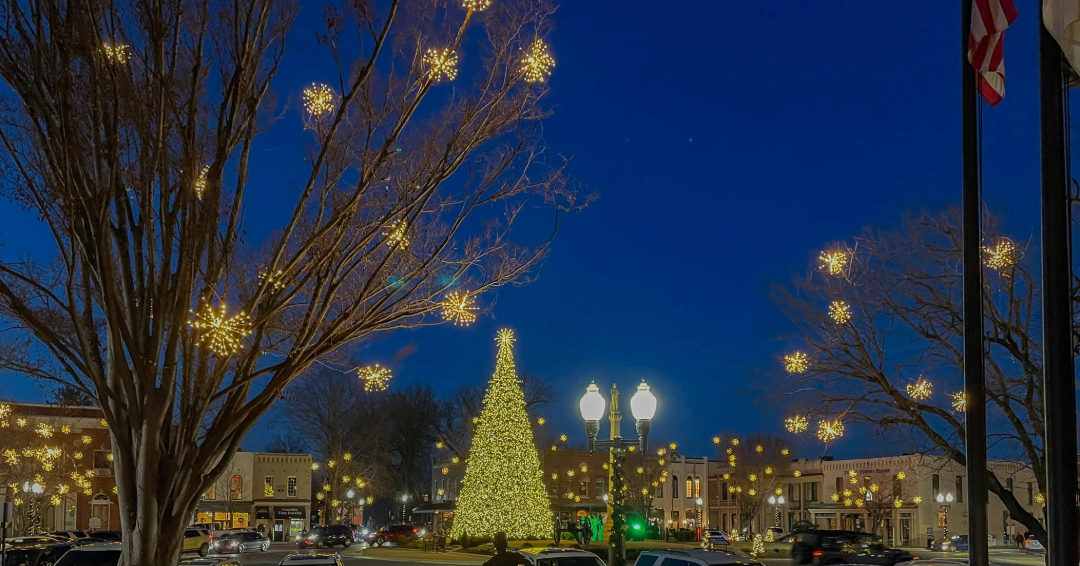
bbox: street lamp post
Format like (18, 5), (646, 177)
(695, 497), (704, 541)
(579, 380), (657, 566)
(936, 493), (954, 544)
(401, 494), (410, 523)
(767, 495), (785, 532)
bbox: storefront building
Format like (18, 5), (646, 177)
(251, 453), (313, 542)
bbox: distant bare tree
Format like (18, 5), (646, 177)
(774, 209), (1048, 542)
(623, 443), (671, 520)
(715, 433), (790, 536)
(263, 431), (308, 455)
(0, 0), (581, 562)
(436, 372), (554, 458)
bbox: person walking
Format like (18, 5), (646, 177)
(1015, 533), (1025, 549)
(483, 533), (527, 566)
(582, 516), (592, 545)
(554, 518), (563, 547)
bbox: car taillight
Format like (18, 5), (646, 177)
(413, 527), (419, 532)
(812, 550), (823, 557)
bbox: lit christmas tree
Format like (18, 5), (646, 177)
(452, 329), (552, 539)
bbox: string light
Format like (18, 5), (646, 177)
(579, 464), (588, 473)
(537, 418), (546, 425)
(0, 404), (9, 418)
(817, 418), (845, 442)
(829, 300), (852, 324)
(102, 42), (131, 64)
(521, 39), (555, 83)
(906, 377), (933, 401)
(781, 448), (790, 455)
(60, 425), (71, 434)
(784, 352), (810, 373)
(818, 250), (848, 275)
(452, 456), (460, 464)
(311, 463), (320, 471)
(831, 493), (840, 502)
(559, 434), (568, 442)
(328, 460), (336, 469)
(793, 470), (802, 478)
(194, 165), (209, 200)
(951, 392), (967, 412)
(302, 83), (336, 118)
(461, 0), (491, 9)
(712, 436), (720, 444)
(16, 418), (27, 427)
(765, 467), (773, 475)
(896, 472), (906, 480)
(358, 364), (392, 392)
(451, 329), (552, 539)
(441, 292), (478, 326)
(785, 415), (809, 433)
(82, 435), (92, 445)
(913, 496), (923, 504)
(435, 442), (445, 449)
(755, 445), (763, 453)
(731, 438), (740, 446)
(983, 238), (1017, 270)
(669, 443), (677, 451)
(657, 448), (667, 456)
(189, 300), (252, 356)
(424, 48), (459, 82)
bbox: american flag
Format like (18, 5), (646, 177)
(968, 0), (1019, 106)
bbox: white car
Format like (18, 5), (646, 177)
(517, 548), (606, 566)
(702, 530), (731, 548)
(635, 549), (764, 566)
(54, 541), (122, 566)
(1026, 537), (1045, 551)
(277, 554), (345, 566)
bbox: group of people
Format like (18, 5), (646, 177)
(553, 514), (603, 546)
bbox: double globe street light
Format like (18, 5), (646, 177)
(579, 379), (657, 566)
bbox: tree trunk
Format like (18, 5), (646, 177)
(988, 473), (1047, 544)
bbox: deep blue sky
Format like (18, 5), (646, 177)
(0, 2), (1053, 458)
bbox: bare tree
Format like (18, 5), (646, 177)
(827, 469), (909, 539)
(774, 209), (1048, 542)
(0, 0), (581, 563)
(624, 444), (670, 520)
(715, 433), (790, 536)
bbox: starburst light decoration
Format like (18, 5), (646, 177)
(60, 425), (71, 434)
(782, 448), (790, 455)
(521, 39), (555, 83)
(441, 292), (479, 326)
(102, 42), (132, 64)
(819, 250), (848, 275)
(580, 463), (588, 472)
(451, 328), (553, 539)
(755, 445), (764, 453)
(358, 364), (393, 392)
(462, 0), (491, 10)
(829, 300), (852, 324)
(749, 474), (757, 482)
(893, 498), (904, 508)
(36, 423), (54, 438)
(190, 300), (252, 356)
(793, 470), (802, 478)
(424, 48), (459, 82)
(3, 449), (18, 465)
(951, 392), (967, 412)
(765, 467), (773, 475)
(436, 442), (445, 449)
(731, 438), (740, 446)
(382, 219), (410, 249)
(452, 456), (461, 464)
(302, 83), (336, 118)
(913, 496), (923, 504)
(748, 489), (757, 496)
(712, 436), (720, 444)
(896, 472), (906, 480)
(906, 377), (933, 401)
(566, 469), (575, 478)
(311, 462), (320, 471)
(537, 418), (546, 425)
(983, 238), (1017, 270)
(16, 418), (27, 427)
(817, 418), (845, 442)
(831, 493), (841, 502)
(559, 434), (568, 442)
(442, 467), (449, 475)
(784, 352), (810, 374)
(785, 415), (809, 433)
(657, 448), (667, 456)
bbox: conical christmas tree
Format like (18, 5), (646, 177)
(451, 329), (553, 539)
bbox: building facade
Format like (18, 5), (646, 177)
(195, 451), (313, 541)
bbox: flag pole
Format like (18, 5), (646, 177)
(960, 2), (989, 565)
(1038, 15), (1078, 566)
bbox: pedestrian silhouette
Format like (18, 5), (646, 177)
(483, 532), (527, 566)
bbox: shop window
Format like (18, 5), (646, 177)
(230, 475), (243, 500)
(204, 484), (216, 500)
(264, 476), (274, 498)
(287, 476), (297, 498)
(596, 477), (607, 497)
(694, 477), (701, 498)
(807, 482), (818, 502)
(685, 477), (692, 499)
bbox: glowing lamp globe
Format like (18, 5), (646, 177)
(631, 380), (657, 421)
(347, 489), (356, 499)
(936, 493), (945, 503)
(579, 382), (606, 422)
(695, 497), (703, 506)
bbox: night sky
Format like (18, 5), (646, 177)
(0, 2), (1054, 458)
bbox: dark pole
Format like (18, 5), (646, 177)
(1039, 18), (1079, 566)
(960, 2), (989, 566)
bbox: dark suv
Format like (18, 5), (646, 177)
(366, 524), (419, 546)
(791, 530), (914, 566)
(297, 524), (354, 549)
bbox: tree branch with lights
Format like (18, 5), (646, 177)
(0, 0), (583, 563)
(773, 208), (1049, 543)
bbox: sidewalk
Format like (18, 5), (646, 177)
(354, 546), (487, 564)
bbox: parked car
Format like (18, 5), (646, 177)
(182, 528), (212, 557)
(942, 535), (969, 552)
(3, 535), (63, 546)
(366, 524), (418, 546)
(189, 522), (224, 532)
(518, 548), (607, 566)
(1, 539), (93, 566)
(790, 530), (914, 566)
(766, 527), (787, 540)
(210, 531), (270, 554)
(178, 558), (242, 566)
(277, 554), (345, 566)
(635, 548), (764, 566)
(88, 531), (122, 542)
(702, 530), (731, 549)
(46, 531), (90, 540)
(53, 541), (122, 566)
(297, 525), (354, 549)
(1026, 536), (1046, 552)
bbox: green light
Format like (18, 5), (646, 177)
(632, 524), (642, 530)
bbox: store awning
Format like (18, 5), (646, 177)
(412, 501), (457, 514)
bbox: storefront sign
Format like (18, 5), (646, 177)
(256, 507), (270, 520)
(274, 506), (305, 519)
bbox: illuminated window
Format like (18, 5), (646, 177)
(264, 476), (274, 498)
(204, 484), (216, 500)
(230, 475), (243, 500)
(694, 477), (701, 498)
(287, 476), (297, 498)
(686, 478), (692, 499)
